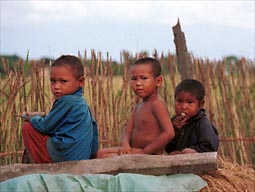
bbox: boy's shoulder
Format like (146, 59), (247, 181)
(55, 93), (86, 106)
(151, 96), (168, 108)
(193, 111), (218, 132)
(198, 114), (218, 132)
(149, 96), (169, 117)
(136, 96), (167, 109)
(189, 110), (209, 124)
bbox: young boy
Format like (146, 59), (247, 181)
(96, 57), (175, 158)
(165, 79), (219, 155)
(22, 55), (98, 163)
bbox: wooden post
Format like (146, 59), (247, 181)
(172, 19), (192, 80)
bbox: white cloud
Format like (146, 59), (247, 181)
(192, 1), (254, 29)
(1, 1), (254, 29)
(86, 1), (254, 29)
(1, 0), (254, 60)
(29, 1), (89, 22)
(1, 1), (90, 26)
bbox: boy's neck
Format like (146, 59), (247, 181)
(142, 92), (159, 102)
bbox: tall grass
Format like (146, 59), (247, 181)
(0, 50), (254, 166)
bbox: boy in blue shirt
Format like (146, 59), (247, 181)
(22, 55), (98, 163)
(165, 79), (219, 155)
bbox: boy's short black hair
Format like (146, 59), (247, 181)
(175, 79), (205, 102)
(133, 57), (161, 77)
(52, 55), (84, 79)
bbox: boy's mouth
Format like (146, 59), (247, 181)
(54, 92), (62, 97)
(136, 89), (144, 93)
(181, 112), (186, 117)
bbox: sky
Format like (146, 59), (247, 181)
(1, 0), (254, 62)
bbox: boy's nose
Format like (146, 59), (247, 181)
(182, 103), (187, 109)
(136, 79), (142, 85)
(54, 82), (61, 89)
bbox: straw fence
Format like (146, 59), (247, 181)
(0, 50), (254, 167)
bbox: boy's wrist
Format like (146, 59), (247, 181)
(33, 112), (46, 117)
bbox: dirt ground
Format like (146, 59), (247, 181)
(199, 157), (255, 192)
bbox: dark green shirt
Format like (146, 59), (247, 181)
(165, 109), (219, 153)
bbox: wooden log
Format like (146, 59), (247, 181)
(172, 18), (192, 80)
(0, 152), (217, 182)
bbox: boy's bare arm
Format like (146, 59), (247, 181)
(14, 112), (46, 120)
(121, 111), (135, 151)
(172, 114), (188, 129)
(24, 112), (46, 116)
(143, 100), (175, 154)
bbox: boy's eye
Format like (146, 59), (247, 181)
(50, 79), (56, 83)
(131, 77), (137, 80)
(187, 100), (195, 104)
(175, 98), (183, 103)
(61, 80), (68, 83)
(141, 77), (148, 80)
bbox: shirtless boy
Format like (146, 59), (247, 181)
(96, 57), (175, 158)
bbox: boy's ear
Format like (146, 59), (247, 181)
(78, 76), (85, 86)
(156, 75), (163, 87)
(200, 100), (205, 108)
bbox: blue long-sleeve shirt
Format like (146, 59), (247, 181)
(30, 88), (98, 162)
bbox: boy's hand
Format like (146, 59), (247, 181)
(20, 112), (31, 121)
(131, 148), (145, 154)
(20, 112), (46, 121)
(119, 143), (132, 154)
(169, 150), (181, 155)
(169, 148), (197, 155)
(13, 113), (28, 120)
(179, 148), (197, 154)
(173, 114), (187, 129)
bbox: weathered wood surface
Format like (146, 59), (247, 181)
(0, 152), (217, 182)
(172, 18), (192, 80)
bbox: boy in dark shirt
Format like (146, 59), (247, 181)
(165, 79), (219, 155)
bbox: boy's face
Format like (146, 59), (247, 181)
(174, 90), (204, 120)
(130, 64), (162, 99)
(50, 65), (84, 99)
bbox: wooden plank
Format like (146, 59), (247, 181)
(0, 152), (217, 182)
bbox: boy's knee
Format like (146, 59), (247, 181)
(22, 122), (34, 136)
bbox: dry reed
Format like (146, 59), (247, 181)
(200, 156), (255, 192)
(0, 50), (254, 167)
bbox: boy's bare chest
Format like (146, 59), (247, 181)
(134, 104), (157, 126)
